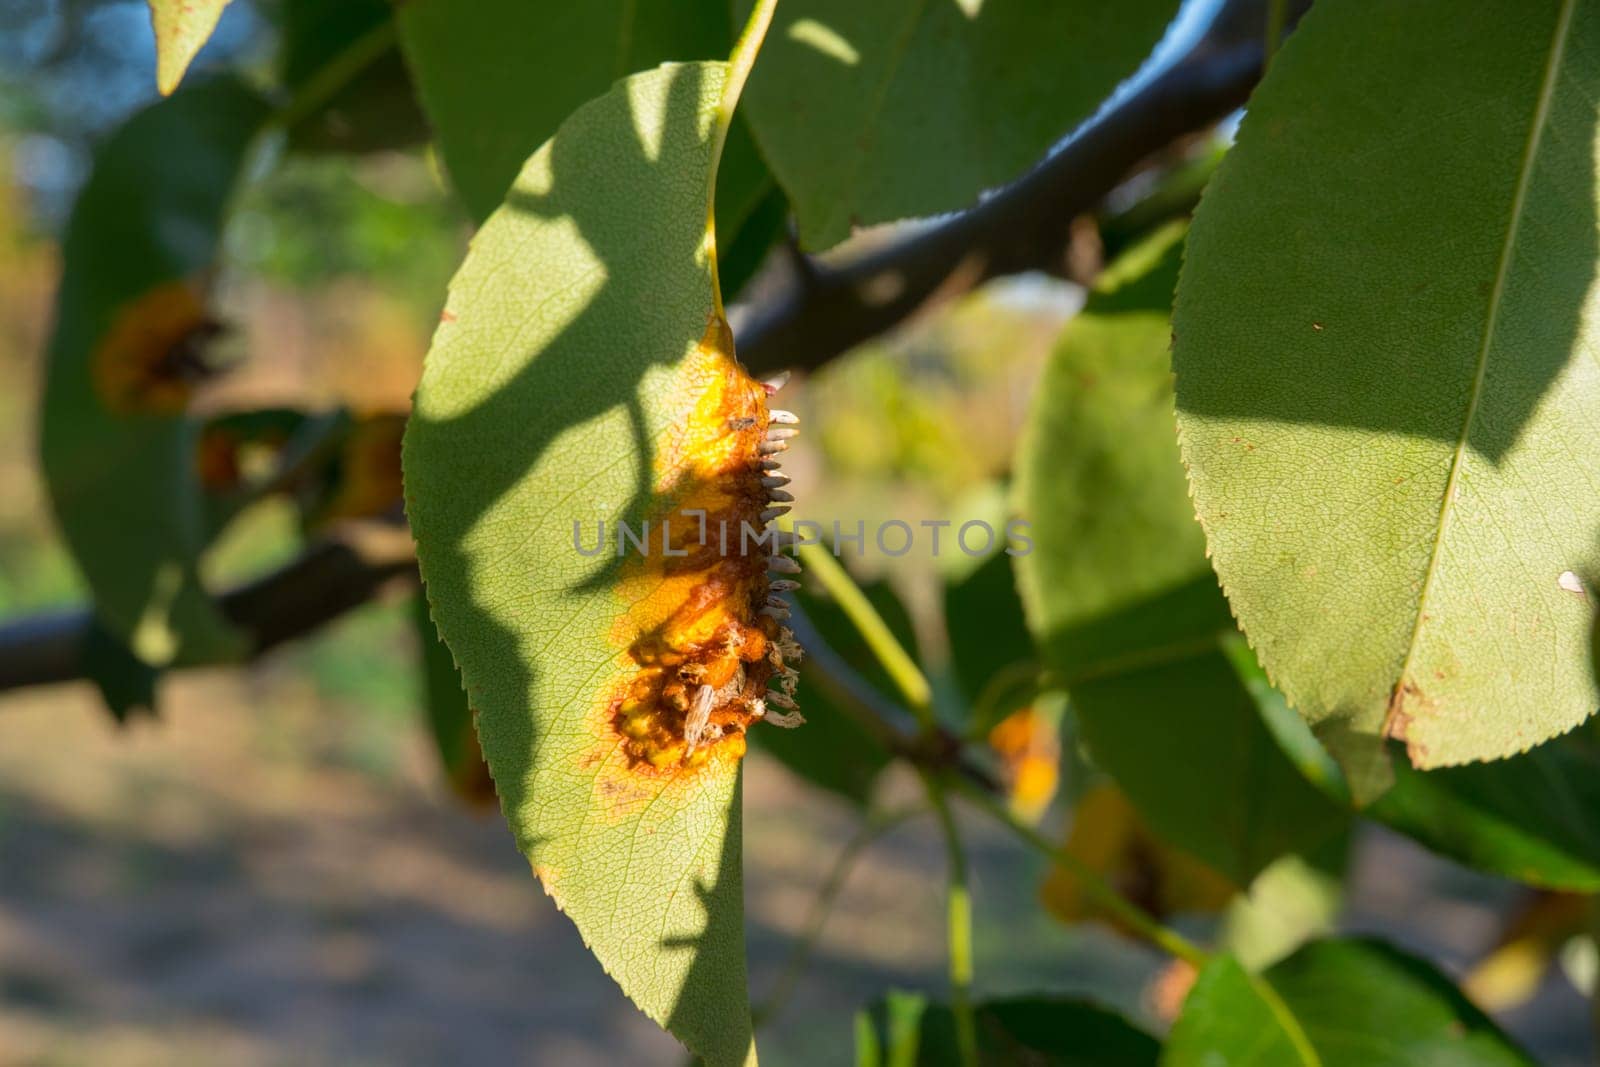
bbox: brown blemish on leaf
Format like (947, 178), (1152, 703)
(1384, 679), (1438, 764)
(92, 281), (223, 415)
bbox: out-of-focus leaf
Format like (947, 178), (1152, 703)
(1218, 852), (1345, 974)
(397, 0), (729, 222)
(40, 78), (268, 668)
(280, 0), (427, 154)
(1165, 941), (1534, 1066)
(1074, 648), (1347, 886)
(1464, 891), (1588, 1012)
(740, 0), (1180, 249)
(147, 0), (232, 95)
(403, 62), (791, 1066)
(1172, 0), (1600, 781)
(413, 594), (495, 806)
(83, 616), (160, 723)
(1369, 738), (1600, 891)
(857, 989), (1160, 1067)
(944, 550), (1036, 730)
(1014, 224), (1345, 884)
(1041, 782), (1235, 935)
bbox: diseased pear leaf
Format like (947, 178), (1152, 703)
(739, 0), (1180, 249)
(40, 78), (267, 668)
(404, 62), (798, 1067)
(147, 0), (233, 95)
(1015, 225), (1343, 884)
(1173, 0), (1600, 780)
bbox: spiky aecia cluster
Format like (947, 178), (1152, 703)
(610, 317), (803, 772)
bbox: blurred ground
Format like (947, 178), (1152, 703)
(0, 656), (1143, 1066)
(0, 662), (1591, 1065)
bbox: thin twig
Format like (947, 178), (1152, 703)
(924, 778), (979, 1067)
(947, 774), (1210, 968)
(752, 806), (922, 1029)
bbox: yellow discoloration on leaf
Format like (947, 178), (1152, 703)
(148, 0), (233, 96)
(599, 317), (791, 777)
(91, 281), (219, 416)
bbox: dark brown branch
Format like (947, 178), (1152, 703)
(0, 523), (417, 693)
(738, 10), (1272, 374)
(0, 0), (1292, 698)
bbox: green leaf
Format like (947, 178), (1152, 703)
(1073, 648), (1346, 886)
(857, 991), (1159, 1067)
(147, 0), (232, 95)
(739, 0), (1180, 249)
(943, 551), (1037, 729)
(414, 594), (496, 806)
(397, 2), (779, 292)
(1015, 224), (1344, 884)
(83, 616), (160, 724)
(1172, 0), (1600, 780)
(40, 78), (268, 667)
(279, 0), (427, 155)
(403, 62), (779, 1066)
(1165, 940), (1534, 1066)
(1370, 737), (1600, 891)
(397, 0), (731, 223)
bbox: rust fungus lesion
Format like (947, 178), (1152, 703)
(92, 280), (226, 416)
(607, 316), (803, 774)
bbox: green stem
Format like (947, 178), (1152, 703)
(752, 807), (921, 1030)
(794, 541), (935, 730)
(924, 777), (979, 1067)
(271, 20), (399, 135)
(947, 774), (1209, 968)
(708, 0), (779, 316)
(1264, 0), (1288, 70)
(1247, 971), (1322, 1066)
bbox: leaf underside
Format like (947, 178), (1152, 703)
(403, 62), (760, 1067)
(1174, 0), (1600, 783)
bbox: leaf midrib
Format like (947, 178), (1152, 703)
(1386, 0), (1579, 736)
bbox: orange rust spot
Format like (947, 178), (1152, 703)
(988, 706), (1061, 823)
(600, 316), (798, 776)
(92, 281), (223, 415)
(195, 424), (247, 491)
(440, 308), (457, 323)
(316, 413), (407, 523)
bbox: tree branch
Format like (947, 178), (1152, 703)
(0, 523), (417, 693)
(738, 3), (1276, 373)
(0, 0), (1290, 698)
